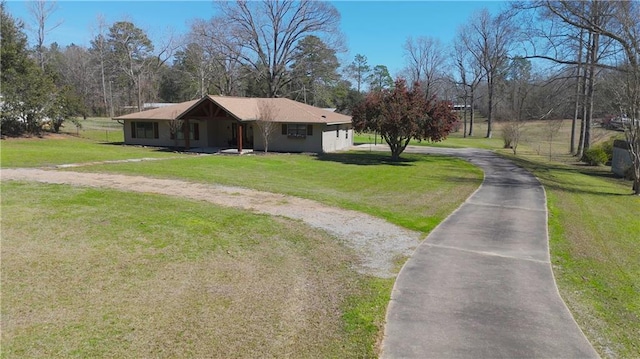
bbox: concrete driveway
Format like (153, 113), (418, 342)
(380, 146), (599, 358)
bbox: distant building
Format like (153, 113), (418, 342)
(143, 103), (175, 110)
(453, 104), (471, 111)
(612, 140), (632, 177)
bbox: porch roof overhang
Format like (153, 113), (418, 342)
(112, 97), (241, 122)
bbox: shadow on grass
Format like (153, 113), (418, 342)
(99, 142), (194, 154)
(505, 155), (634, 196)
(314, 152), (418, 166)
(97, 141), (126, 146)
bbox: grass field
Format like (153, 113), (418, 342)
(1, 182), (388, 357)
(355, 116), (621, 155)
(60, 117), (125, 142)
(0, 135), (183, 168)
(1, 125), (483, 357)
(2, 117), (638, 357)
(67, 152), (482, 234)
(353, 114), (503, 150)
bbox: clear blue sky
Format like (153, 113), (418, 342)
(5, 1), (506, 76)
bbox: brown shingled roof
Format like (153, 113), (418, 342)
(114, 99), (201, 121)
(114, 96), (351, 125)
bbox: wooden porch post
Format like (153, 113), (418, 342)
(237, 123), (243, 153)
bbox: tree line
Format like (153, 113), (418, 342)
(1, 0), (639, 192)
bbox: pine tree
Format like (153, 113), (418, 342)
(1, 3), (56, 136)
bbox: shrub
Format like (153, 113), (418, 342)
(501, 121), (523, 154)
(599, 136), (619, 164)
(502, 125), (515, 148)
(583, 146), (609, 166)
(1, 117), (26, 137)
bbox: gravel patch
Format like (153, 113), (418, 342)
(1, 168), (423, 278)
(53, 156), (184, 168)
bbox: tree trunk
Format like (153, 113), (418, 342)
(390, 148), (401, 161)
(577, 30), (592, 158)
(571, 28), (585, 155)
(469, 87), (475, 136)
(570, 72), (581, 155)
(386, 136), (410, 161)
(582, 31), (599, 156)
(486, 75), (493, 139)
(632, 134), (640, 194)
(100, 57), (108, 116)
(463, 95), (468, 138)
(388, 136), (401, 161)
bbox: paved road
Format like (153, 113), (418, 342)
(380, 146), (599, 358)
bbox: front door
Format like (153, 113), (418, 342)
(231, 123), (253, 148)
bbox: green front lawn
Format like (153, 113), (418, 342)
(1, 135), (183, 168)
(4, 129), (636, 357)
(1, 137), (483, 357)
(69, 151), (483, 234)
(1, 182), (386, 358)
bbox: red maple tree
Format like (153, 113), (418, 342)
(352, 79), (458, 160)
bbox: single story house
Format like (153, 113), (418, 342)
(114, 95), (353, 153)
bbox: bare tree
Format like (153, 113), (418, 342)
(610, 2), (640, 194)
(546, 117), (565, 161)
(90, 14), (110, 116)
(452, 33), (484, 137)
(462, 9), (515, 138)
(215, 0), (341, 98)
(515, 1), (619, 156)
(189, 18), (244, 96)
(106, 21), (178, 111)
(255, 100), (278, 152)
(168, 117), (184, 147)
(517, 0), (640, 193)
(570, 25), (586, 155)
(501, 120), (526, 154)
(59, 44), (93, 117)
(403, 36), (445, 98)
(27, 0), (63, 70)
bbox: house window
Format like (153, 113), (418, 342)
(131, 121), (159, 139)
(170, 122), (199, 141)
(284, 124), (309, 138)
(346, 129), (349, 139)
(336, 125), (340, 138)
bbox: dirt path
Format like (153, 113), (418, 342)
(1, 168), (422, 278)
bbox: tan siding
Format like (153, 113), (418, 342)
(124, 119), (207, 148)
(254, 123), (322, 152)
(322, 125), (354, 152)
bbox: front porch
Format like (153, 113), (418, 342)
(177, 98), (254, 152)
